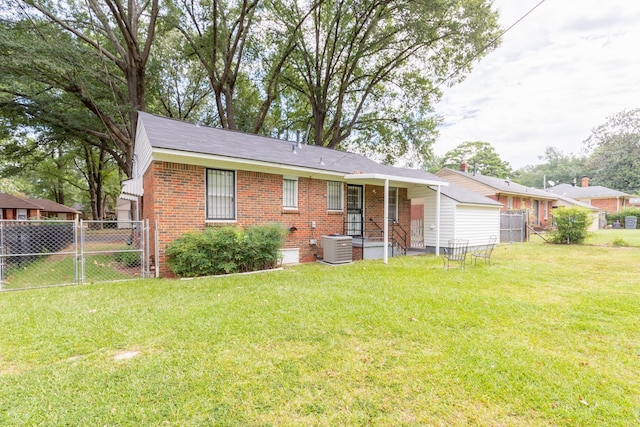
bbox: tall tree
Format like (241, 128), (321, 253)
(516, 147), (587, 189)
(146, 29), (215, 122)
(274, 0), (500, 165)
(441, 141), (513, 178)
(583, 108), (640, 194)
(5, 0), (160, 177)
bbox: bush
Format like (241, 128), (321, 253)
(114, 251), (141, 267)
(550, 207), (592, 244)
(606, 207), (640, 228)
(165, 224), (287, 277)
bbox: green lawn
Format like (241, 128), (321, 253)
(586, 228), (640, 247)
(1, 240), (639, 425)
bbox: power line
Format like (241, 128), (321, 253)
(433, 0), (548, 93)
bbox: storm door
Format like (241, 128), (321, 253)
(346, 184), (363, 236)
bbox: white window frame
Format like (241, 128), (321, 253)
(327, 181), (343, 211)
(206, 168), (236, 221)
(17, 208), (27, 220)
(283, 176), (298, 210)
(507, 197), (513, 210)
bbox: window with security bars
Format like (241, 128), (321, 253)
(388, 187), (398, 221)
(283, 178), (298, 209)
(327, 181), (343, 211)
(206, 169), (235, 220)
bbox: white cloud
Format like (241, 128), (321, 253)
(434, 0), (640, 169)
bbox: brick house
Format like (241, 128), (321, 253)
(546, 177), (631, 214)
(0, 193), (80, 220)
(121, 112), (455, 277)
(435, 166), (557, 229)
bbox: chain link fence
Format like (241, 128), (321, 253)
(0, 219), (150, 291)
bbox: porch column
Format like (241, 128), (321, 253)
(436, 185), (441, 256)
(383, 178), (389, 264)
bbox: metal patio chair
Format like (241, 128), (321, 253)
(471, 235), (497, 266)
(443, 239), (469, 270)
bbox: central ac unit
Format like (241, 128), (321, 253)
(321, 235), (352, 264)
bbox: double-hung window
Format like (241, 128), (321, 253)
(206, 168), (235, 220)
(283, 177), (298, 210)
(327, 181), (343, 211)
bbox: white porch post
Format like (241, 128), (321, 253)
(383, 178), (389, 264)
(436, 185), (441, 256)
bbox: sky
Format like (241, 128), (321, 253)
(434, 0), (640, 170)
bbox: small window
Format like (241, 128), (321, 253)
(327, 181), (343, 211)
(507, 197), (513, 210)
(206, 168), (235, 220)
(283, 177), (298, 209)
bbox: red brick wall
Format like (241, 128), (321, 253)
(363, 186), (411, 246)
(144, 161), (414, 276)
(589, 198), (626, 214)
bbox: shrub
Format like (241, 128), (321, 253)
(606, 207), (640, 228)
(166, 224), (287, 277)
(550, 207), (592, 244)
(114, 251), (141, 267)
(611, 237), (629, 247)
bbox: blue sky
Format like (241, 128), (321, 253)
(434, 0), (640, 169)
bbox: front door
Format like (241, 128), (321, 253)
(346, 185), (363, 236)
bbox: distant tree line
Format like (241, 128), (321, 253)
(432, 108), (640, 195)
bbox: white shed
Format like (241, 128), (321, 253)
(408, 183), (502, 252)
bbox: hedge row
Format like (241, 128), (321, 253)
(605, 207), (640, 228)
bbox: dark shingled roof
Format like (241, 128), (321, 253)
(0, 193), (41, 209)
(0, 193), (79, 213)
(139, 112), (443, 182)
(29, 198), (81, 214)
(546, 183), (630, 199)
(436, 184), (503, 207)
(439, 168), (557, 200)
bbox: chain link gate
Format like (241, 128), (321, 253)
(0, 219), (150, 291)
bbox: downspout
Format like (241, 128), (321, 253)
(436, 185), (441, 256)
(383, 178), (389, 264)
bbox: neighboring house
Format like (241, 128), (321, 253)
(121, 112), (465, 277)
(409, 184), (502, 252)
(0, 193), (80, 220)
(546, 177), (631, 214)
(435, 166), (557, 229)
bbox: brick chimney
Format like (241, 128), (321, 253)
(582, 176), (589, 187)
(460, 162), (469, 173)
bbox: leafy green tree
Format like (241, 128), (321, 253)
(146, 29), (215, 122)
(171, 0), (301, 133)
(516, 147), (588, 189)
(3, 0), (161, 177)
(441, 141), (513, 178)
(272, 0), (500, 166)
(583, 108), (640, 194)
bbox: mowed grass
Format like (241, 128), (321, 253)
(586, 228), (640, 247)
(1, 240), (639, 426)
